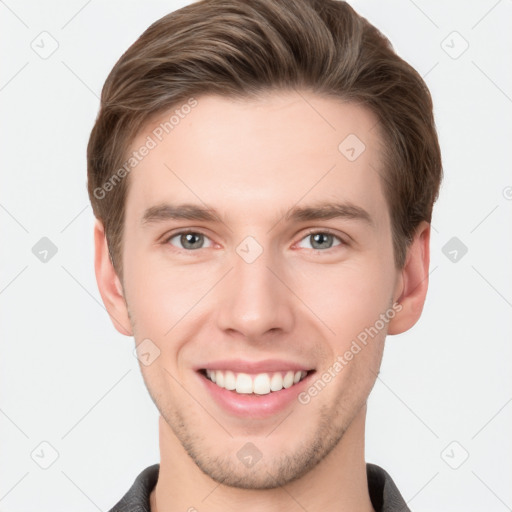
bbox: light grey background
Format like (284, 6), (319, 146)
(1, 1), (511, 511)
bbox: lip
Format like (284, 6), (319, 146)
(196, 358), (311, 374)
(196, 360), (315, 419)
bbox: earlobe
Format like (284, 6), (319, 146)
(94, 219), (133, 336)
(387, 221), (431, 335)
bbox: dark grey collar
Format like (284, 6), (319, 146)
(108, 462), (410, 512)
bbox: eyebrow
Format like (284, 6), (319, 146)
(284, 202), (374, 227)
(141, 201), (374, 228)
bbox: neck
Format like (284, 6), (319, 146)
(150, 406), (374, 512)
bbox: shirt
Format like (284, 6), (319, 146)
(108, 462), (410, 512)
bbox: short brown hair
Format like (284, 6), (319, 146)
(87, 0), (442, 276)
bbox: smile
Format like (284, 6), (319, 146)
(202, 369), (309, 395)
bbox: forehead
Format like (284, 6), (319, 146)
(124, 91), (388, 227)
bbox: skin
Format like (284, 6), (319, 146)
(94, 90), (430, 512)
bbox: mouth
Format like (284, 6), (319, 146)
(196, 359), (316, 418)
(199, 369), (311, 395)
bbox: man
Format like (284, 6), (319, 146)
(87, 0), (442, 510)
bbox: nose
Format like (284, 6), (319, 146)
(215, 242), (295, 342)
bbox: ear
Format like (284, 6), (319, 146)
(387, 221), (431, 335)
(94, 219), (132, 336)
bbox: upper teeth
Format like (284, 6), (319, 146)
(205, 370), (307, 395)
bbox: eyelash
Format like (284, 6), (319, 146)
(162, 228), (347, 252)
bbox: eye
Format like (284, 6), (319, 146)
(296, 231), (344, 251)
(166, 231), (213, 250)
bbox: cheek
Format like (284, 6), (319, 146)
(123, 246), (220, 343)
(290, 258), (394, 342)
(123, 246), (170, 338)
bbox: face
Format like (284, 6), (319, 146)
(115, 91), (405, 488)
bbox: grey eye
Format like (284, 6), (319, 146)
(168, 232), (212, 250)
(297, 232), (342, 250)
